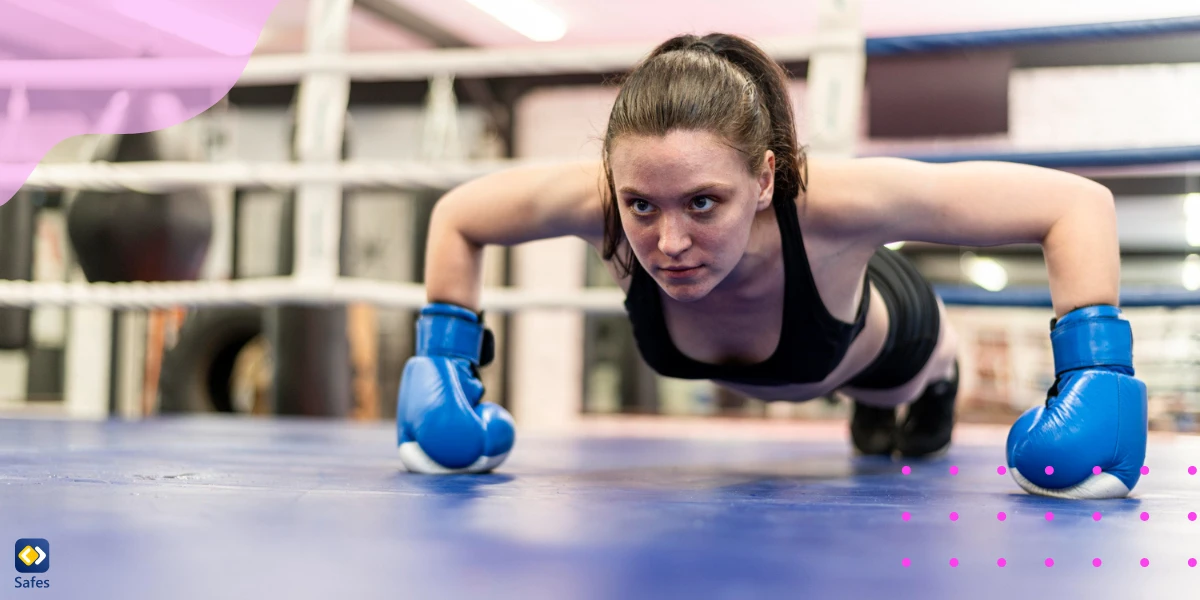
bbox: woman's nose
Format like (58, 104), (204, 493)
(657, 218), (692, 257)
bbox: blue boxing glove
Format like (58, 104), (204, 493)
(397, 302), (515, 474)
(1006, 305), (1148, 499)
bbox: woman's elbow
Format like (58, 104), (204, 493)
(1080, 179), (1116, 211)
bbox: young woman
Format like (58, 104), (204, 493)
(395, 33), (1148, 501)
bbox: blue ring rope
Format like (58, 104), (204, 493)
(884, 145), (1200, 168)
(934, 285), (1200, 308)
(866, 15), (1200, 56)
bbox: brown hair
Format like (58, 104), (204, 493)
(601, 33), (808, 277)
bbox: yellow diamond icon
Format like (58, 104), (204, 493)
(18, 545), (37, 567)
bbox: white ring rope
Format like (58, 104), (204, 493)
(24, 159), (546, 192)
(0, 32), (859, 89)
(0, 278), (628, 314)
(23, 155), (1196, 193)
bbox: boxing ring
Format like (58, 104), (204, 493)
(4, 6), (1200, 599)
(4, 416), (1198, 598)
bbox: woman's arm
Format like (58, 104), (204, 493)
(820, 157), (1119, 318)
(424, 160), (606, 310)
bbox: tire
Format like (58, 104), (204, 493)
(159, 308), (264, 413)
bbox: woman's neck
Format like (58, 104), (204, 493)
(677, 207), (783, 314)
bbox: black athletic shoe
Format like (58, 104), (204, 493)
(895, 362), (959, 458)
(851, 401), (897, 456)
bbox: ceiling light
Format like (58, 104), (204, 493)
(465, 0), (567, 42)
(1184, 254), (1200, 291)
(1186, 194), (1200, 247)
(961, 252), (1008, 292)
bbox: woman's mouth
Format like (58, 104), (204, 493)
(661, 265), (702, 278)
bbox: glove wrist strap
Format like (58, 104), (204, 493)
(417, 302), (493, 366)
(1050, 304), (1133, 375)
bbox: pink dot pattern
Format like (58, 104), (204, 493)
(894, 463), (1196, 569)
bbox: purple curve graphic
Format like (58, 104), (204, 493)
(0, 0), (282, 205)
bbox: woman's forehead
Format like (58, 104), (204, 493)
(610, 131), (745, 182)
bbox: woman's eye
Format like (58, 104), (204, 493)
(691, 196), (716, 211)
(630, 200), (652, 214)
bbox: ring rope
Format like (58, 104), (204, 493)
(2, 278), (1198, 311)
(0, 278), (630, 314)
(0, 32), (861, 89)
(21, 145), (1200, 192)
(22, 159), (550, 192)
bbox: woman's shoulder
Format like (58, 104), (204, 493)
(798, 156), (880, 237)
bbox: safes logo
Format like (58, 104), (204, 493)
(13, 540), (50, 590)
(13, 539), (50, 590)
(14, 540), (48, 574)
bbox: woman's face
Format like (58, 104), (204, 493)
(609, 129), (774, 303)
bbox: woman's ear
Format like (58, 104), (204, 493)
(757, 150), (776, 210)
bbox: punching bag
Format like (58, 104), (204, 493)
(67, 122), (212, 283)
(0, 191), (36, 349)
(268, 118), (353, 417)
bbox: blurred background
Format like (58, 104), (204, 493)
(2, 0), (1200, 434)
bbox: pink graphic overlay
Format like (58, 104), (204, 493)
(891, 460), (1194, 570)
(0, 0), (281, 204)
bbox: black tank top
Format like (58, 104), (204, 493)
(622, 195), (871, 386)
